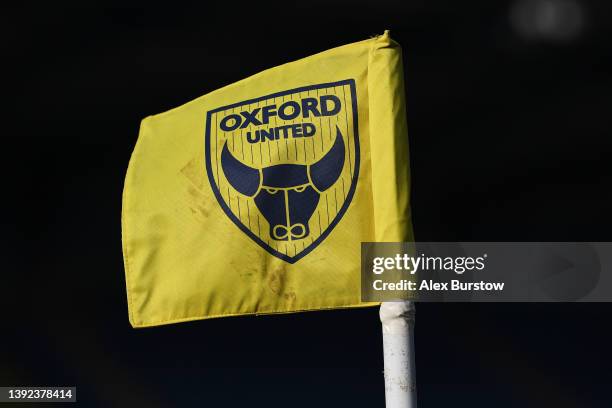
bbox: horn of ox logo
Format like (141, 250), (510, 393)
(221, 126), (345, 241)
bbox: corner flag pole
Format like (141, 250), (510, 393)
(380, 301), (417, 408)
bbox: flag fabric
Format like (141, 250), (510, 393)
(122, 31), (413, 327)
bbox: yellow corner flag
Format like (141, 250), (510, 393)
(122, 31), (414, 327)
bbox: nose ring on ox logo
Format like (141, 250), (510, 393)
(208, 80), (359, 262)
(273, 224), (307, 240)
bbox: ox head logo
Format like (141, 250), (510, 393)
(205, 80), (359, 263)
(221, 127), (344, 241)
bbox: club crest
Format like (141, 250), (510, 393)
(204, 80), (359, 263)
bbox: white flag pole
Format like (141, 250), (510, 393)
(380, 301), (417, 408)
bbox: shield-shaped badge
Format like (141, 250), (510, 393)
(205, 79), (359, 263)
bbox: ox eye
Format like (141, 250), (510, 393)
(264, 188), (279, 194)
(293, 186), (307, 193)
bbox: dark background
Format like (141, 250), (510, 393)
(3, 1), (611, 407)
